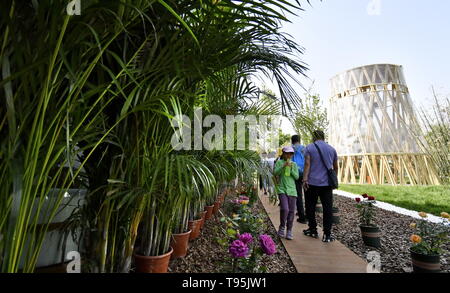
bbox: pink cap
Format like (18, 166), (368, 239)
(282, 146), (295, 153)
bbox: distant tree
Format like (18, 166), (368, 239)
(278, 130), (292, 146)
(291, 88), (328, 145)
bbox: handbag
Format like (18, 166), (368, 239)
(313, 142), (339, 189)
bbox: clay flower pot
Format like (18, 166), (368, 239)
(188, 218), (202, 240)
(170, 230), (191, 259)
(212, 201), (221, 215)
(134, 247), (173, 273)
(204, 205), (214, 220)
(410, 248), (440, 273)
(199, 211), (207, 230)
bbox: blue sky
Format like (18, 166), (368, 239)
(279, 0), (450, 109)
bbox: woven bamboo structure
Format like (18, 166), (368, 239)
(328, 64), (440, 185)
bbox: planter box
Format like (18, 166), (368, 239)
(17, 189), (86, 270)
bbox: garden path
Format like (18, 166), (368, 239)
(259, 191), (368, 273)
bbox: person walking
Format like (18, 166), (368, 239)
(302, 130), (338, 242)
(291, 135), (307, 224)
(274, 146), (299, 240)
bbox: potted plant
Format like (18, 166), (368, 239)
(199, 205), (208, 230)
(204, 190), (216, 220)
(204, 203), (215, 220)
(134, 196), (175, 273)
(170, 196), (192, 259)
(355, 194), (381, 248)
(213, 198), (221, 216)
(408, 212), (450, 273)
(188, 200), (204, 240)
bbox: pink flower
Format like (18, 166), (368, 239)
(238, 233), (253, 244)
(229, 240), (249, 258)
(355, 198), (361, 203)
(259, 234), (277, 255)
(239, 196), (249, 201)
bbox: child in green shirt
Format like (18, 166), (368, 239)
(274, 146), (299, 240)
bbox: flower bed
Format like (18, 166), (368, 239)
(169, 195), (296, 273)
(318, 195), (450, 273)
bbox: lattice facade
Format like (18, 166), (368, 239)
(328, 64), (440, 185)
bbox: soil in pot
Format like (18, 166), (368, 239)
(134, 247), (173, 273)
(359, 225), (381, 248)
(410, 248), (440, 273)
(170, 230), (191, 259)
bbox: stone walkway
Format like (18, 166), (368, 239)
(260, 192), (368, 273)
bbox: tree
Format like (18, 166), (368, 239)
(278, 130), (292, 146)
(290, 87), (329, 145)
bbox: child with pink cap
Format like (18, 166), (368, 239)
(273, 146), (299, 240)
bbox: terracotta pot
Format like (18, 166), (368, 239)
(204, 205), (214, 220)
(134, 247), (173, 273)
(170, 230), (191, 259)
(198, 214), (205, 231)
(188, 218), (202, 240)
(410, 248), (440, 273)
(199, 211), (207, 230)
(212, 201), (221, 215)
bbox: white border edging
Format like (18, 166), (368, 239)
(334, 189), (447, 224)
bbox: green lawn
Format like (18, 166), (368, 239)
(338, 184), (450, 217)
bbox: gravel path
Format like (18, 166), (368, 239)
(316, 194), (450, 273)
(169, 197), (297, 273)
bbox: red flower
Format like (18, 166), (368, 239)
(362, 194), (368, 198)
(368, 196), (375, 201)
(355, 198), (361, 203)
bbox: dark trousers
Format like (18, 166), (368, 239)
(305, 185), (333, 235)
(294, 177), (306, 221)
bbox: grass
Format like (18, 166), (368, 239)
(338, 184), (450, 217)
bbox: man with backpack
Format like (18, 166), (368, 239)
(291, 135), (307, 224)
